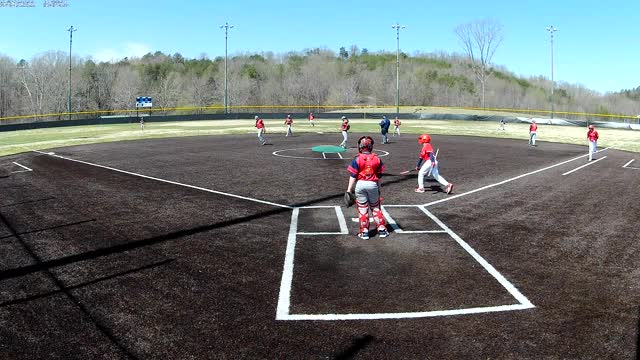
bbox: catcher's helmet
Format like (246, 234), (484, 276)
(357, 136), (374, 153)
(418, 134), (431, 144)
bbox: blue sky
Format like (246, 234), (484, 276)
(1, 0), (638, 93)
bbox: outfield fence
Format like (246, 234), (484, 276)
(1, 105), (639, 131)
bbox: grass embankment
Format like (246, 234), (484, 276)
(1, 118), (639, 157)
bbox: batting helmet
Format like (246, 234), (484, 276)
(588, 124), (594, 129)
(418, 134), (431, 144)
(255, 115), (259, 120)
(357, 136), (374, 153)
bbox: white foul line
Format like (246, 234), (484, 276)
(623, 159), (635, 168)
(33, 150), (292, 209)
(424, 148), (611, 207)
(561, 156), (607, 176)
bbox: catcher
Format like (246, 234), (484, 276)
(345, 136), (388, 240)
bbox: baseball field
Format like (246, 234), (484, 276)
(1, 124), (639, 358)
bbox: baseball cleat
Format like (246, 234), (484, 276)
(446, 183), (454, 194)
(358, 232), (370, 240)
(378, 229), (389, 238)
(414, 187), (425, 193)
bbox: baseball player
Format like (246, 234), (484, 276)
(529, 120), (538, 146)
(339, 116), (350, 148)
(393, 117), (401, 136)
(346, 136), (388, 240)
(587, 124), (599, 161)
(284, 114), (293, 137)
(499, 119), (506, 131)
(139, 116), (145, 130)
(414, 134), (453, 194)
(379, 115), (391, 144)
(255, 115), (267, 145)
(308, 112), (315, 127)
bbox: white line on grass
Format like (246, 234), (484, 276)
(562, 156), (607, 176)
(424, 147), (611, 207)
(33, 150), (292, 209)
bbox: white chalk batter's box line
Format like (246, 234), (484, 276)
(622, 159), (640, 170)
(276, 205), (535, 321)
(8, 162), (33, 174)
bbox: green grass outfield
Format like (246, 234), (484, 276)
(2, 118), (639, 157)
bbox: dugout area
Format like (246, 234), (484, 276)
(0, 133), (639, 358)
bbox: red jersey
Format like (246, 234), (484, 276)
(341, 122), (350, 131)
(309, 114), (315, 121)
(529, 123), (538, 132)
(587, 129), (599, 142)
(255, 118), (265, 129)
(285, 117), (293, 125)
(394, 118), (401, 126)
(347, 153), (385, 181)
(419, 143), (434, 161)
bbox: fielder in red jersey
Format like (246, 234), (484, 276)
(339, 116), (350, 148)
(393, 117), (401, 136)
(346, 136), (388, 240)
(529, 120), (538, 146)
(587, 124), (599, 161)
(255, 115), (266, 145)
(284, 115), (293, 137)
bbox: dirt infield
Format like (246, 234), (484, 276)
(1, 132), (639, 359)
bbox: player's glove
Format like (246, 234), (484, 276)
(343, 191), (356, 207)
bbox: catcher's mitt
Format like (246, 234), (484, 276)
(343, 191), (356, 207)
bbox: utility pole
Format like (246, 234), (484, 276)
(392, 23), (405, 117)
(219, 22), (233, 114)
(546, 26), (557, 119)
(67, 26), (77, 120)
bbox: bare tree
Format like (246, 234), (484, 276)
(455, 18), (503, 108)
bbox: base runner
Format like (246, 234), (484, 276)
(414, 134), (453, 194)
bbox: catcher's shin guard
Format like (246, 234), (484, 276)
(371, 207), (386, 228)
(369, 198), (387, 229)
(356, 201), (370, 234)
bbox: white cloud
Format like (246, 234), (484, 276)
(92, 42), (152, 62)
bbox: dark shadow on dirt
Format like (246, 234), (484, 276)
(333, 335), (376, 360)
(0, 259), (173, 307)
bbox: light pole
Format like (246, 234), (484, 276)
(67, 26), (77, 120)
(219, 22), (233, 114)
(546, 25), (557, 119)
(392, 23), (405, 117)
